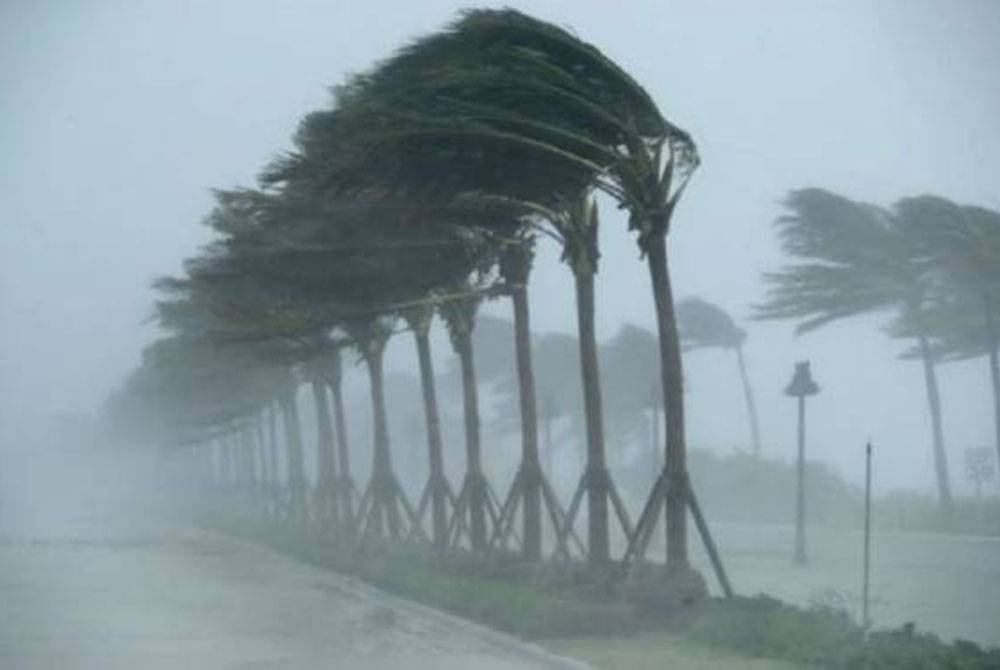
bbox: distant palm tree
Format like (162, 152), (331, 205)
(598, 325), (661, 482)
(678, 297), (763, 458)
(756, 188), (953, 508)
(893, 197), (1000, 473)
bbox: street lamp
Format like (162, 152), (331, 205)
(785, 360), (819, 565)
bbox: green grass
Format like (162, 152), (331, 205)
(546, 633), (799, 669)
(356, 552), (635, 639)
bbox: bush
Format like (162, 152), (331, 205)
(686, 596), (1000, 669)
(686, 595), (859, 664)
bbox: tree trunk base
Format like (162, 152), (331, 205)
(624, 468), (732, 598)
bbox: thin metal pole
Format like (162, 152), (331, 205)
(794, 395), (807, 565)
(862, 441), (873, 630)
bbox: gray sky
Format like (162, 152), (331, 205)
(2, 0), (999, 493)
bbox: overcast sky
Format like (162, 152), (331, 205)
(2, 0), (999, 493)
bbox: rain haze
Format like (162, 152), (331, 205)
(2, 1), (999, 668)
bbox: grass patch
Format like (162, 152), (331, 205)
(685, 595), (1000, 669)
(546, 633), (799, 670)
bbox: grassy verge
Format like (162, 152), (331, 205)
(545, 634), (799, 670)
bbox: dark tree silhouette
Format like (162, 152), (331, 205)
(964, 447), (995, 498)
(308, 7), (716, 575)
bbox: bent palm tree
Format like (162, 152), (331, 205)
(300, 8), (715, 575)
(756, 188), (953, 508)
(894, 197), (1000, 473)
(678, 297), (762, 458)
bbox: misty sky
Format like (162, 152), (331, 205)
(2, 0), (999, 494)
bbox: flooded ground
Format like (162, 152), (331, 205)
(681, 521), (1000, 647)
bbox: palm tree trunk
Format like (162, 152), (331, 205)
(735, 345), (763, 458)
(645, 234), (689, 568)
(267, 401), (280, 509)
(917, 334), (953, 510)
(255, 413), (269, 502)
(245, 427), (259, 501)
(235, 429), (248, 493)
(365, 342), (399, 537)
(456, 330), (487, 550)
(325, 352), (354, 526)
(983, 294), (1000, 475)
(413, 327), (448, 549)
(574, 269), (609, 565)
(279, 387), (308, 522)
(311, 379), (339, 526)
(543, 397), (554, 479)
(650, 381), (662, 473)
(512, 279), (542, 560)
(222, 433), (234, 489)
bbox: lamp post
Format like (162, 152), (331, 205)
(785, 360), (819, 565)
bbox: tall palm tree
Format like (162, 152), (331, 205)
(155, 192), (352, 525)
(314, 348), (355, 527)
(678, 297), (763, 458)
(554, 195), (615, 565)
(121, 334), (286, 507)
(266, 107), (587, 562)
(495, 232), (545, 560)
(437, 275), (500, 551)
(893, 197), (1000, 472)
(319, 8), (709, 570)
(756, 188), (953, 508)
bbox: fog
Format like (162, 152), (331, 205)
(2, 1), (999, 667)
(4, 0), (1000, 491)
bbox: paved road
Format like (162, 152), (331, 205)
(0, 447), (584, 670)
(1, 527), (587, 669)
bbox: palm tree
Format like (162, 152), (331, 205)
(314, 348), (355, 527)
(120, 333), (286, 508)
(266, 105), (584, 563)
(756, 188), (954, 509)
(893, 197), (1000, 472)
(678, 297), (763, 458)
(155, 191), (355, 526)
(557, 195), (616, 565)
(152, 279), (318, 523)
(203, 8), (732, 587)
(437, 275), (501, 551)
(494, 233), (545, 560)
(319, 8), (711, 571)
(203, 189), (496, 542)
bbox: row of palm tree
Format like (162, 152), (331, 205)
(756, 189), (1000, 507)
(106, 9), (730, 586)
